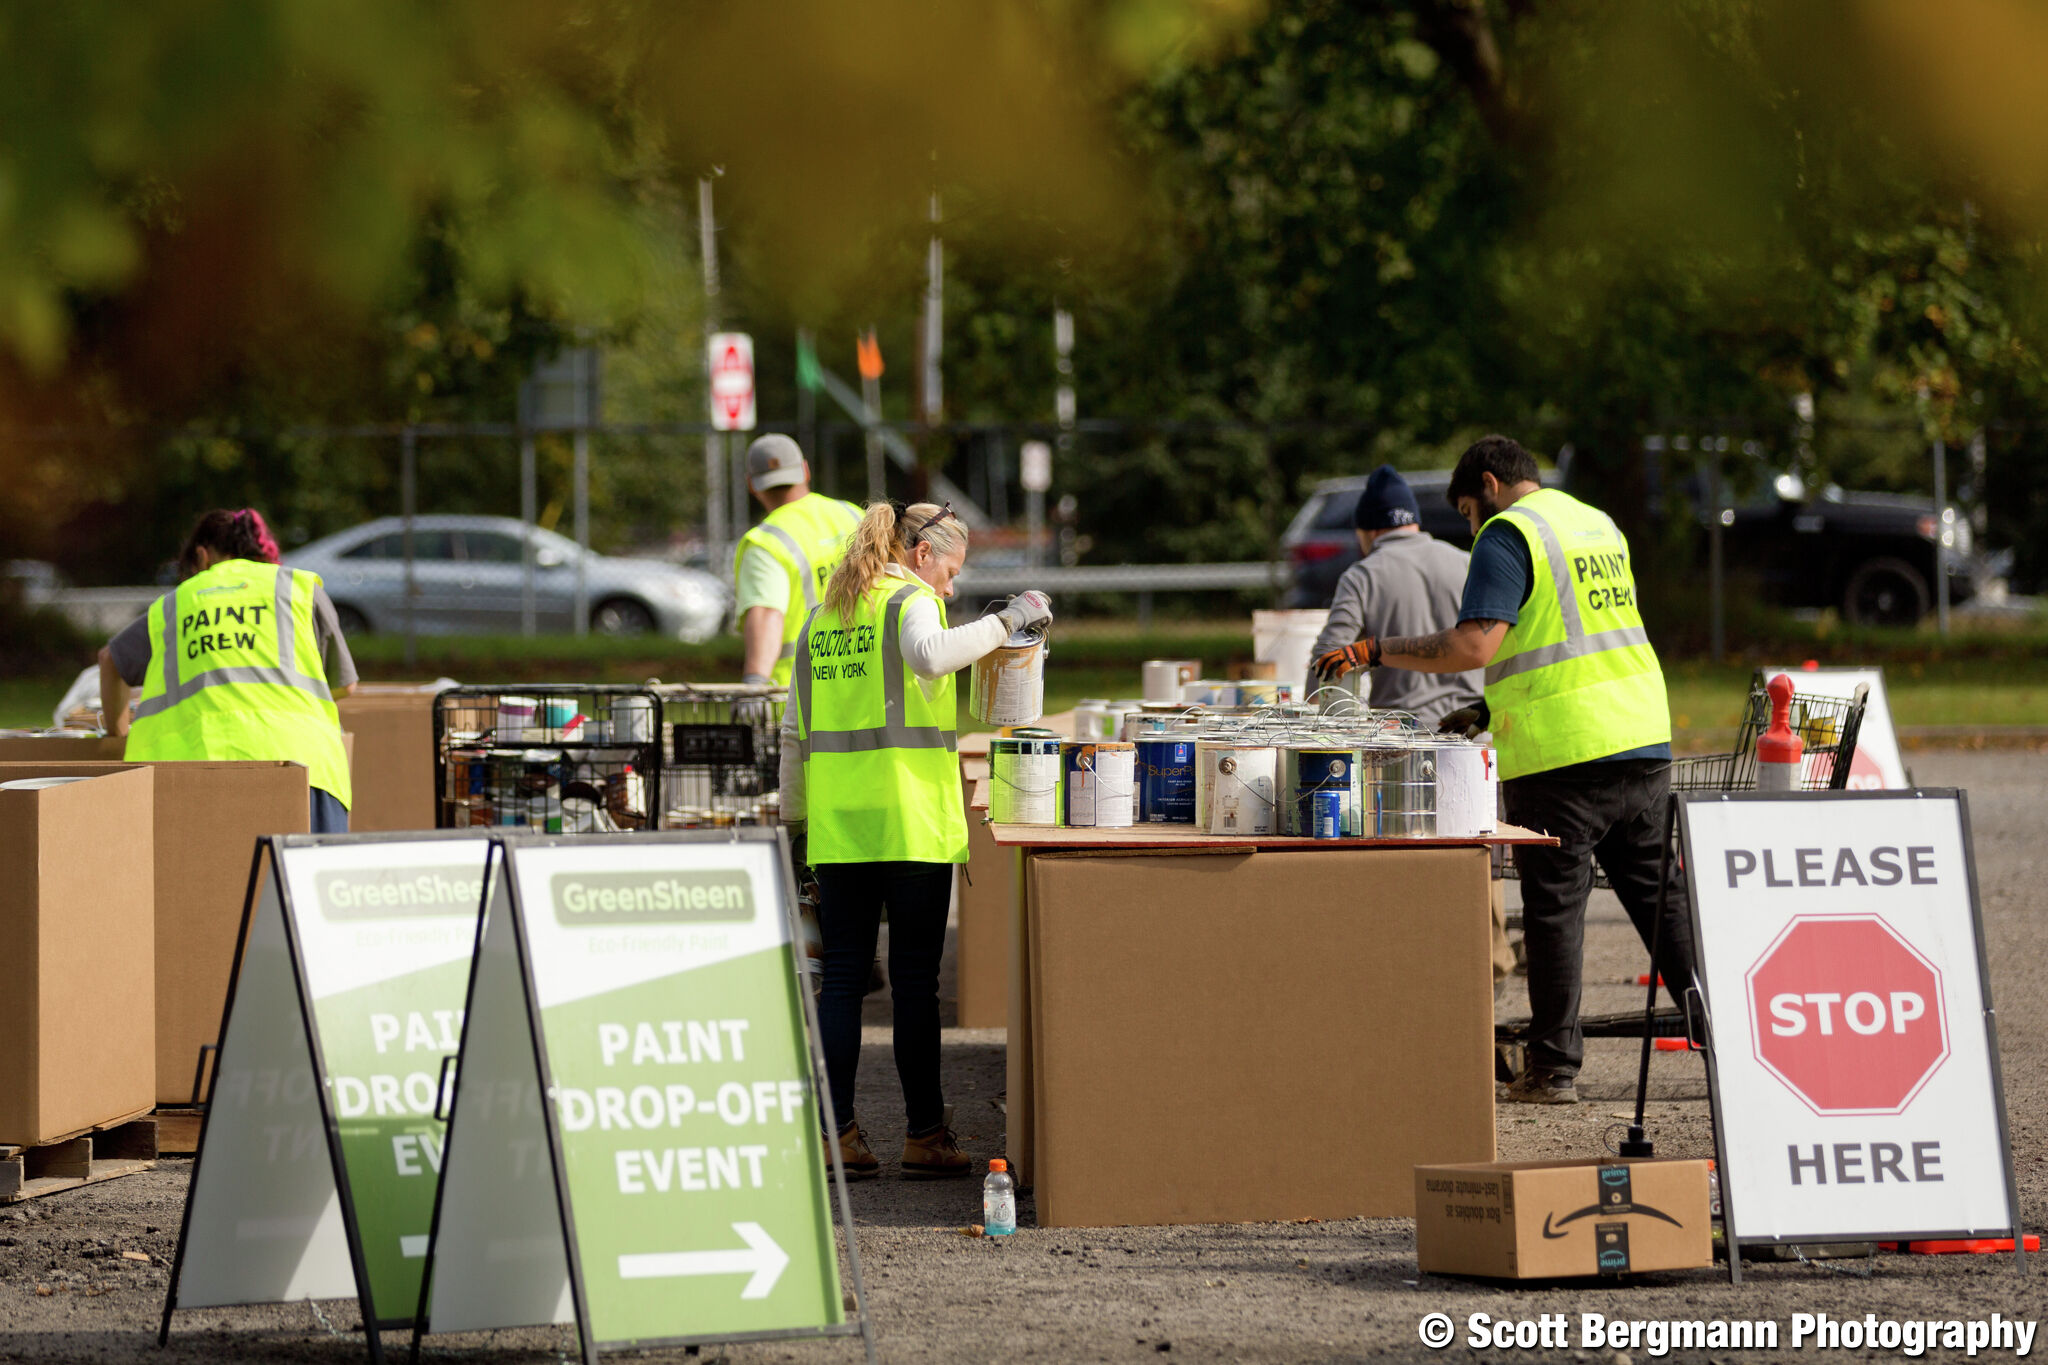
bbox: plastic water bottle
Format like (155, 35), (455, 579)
(983, 1159), (1016, 1236)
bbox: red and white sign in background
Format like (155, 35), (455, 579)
(1682, 792), (2019, 1245)
(707, 332), (756, 432)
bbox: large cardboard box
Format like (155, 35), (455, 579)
(0, 768), (155, 1144)
(954, 764), (1008, 1028)
(1011, 845), (1494, 1226)
(1414, 1159), (1714, 1279)
(0, 760), (309, 1104)
(337, 685), (441, 831)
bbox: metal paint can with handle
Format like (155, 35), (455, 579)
(990, 736), (1062, 825)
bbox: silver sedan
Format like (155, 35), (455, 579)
(285, 515), (729, 640)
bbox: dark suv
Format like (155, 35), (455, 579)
(1282, 468), (1974, 627)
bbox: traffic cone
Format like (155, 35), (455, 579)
(1756, 673), (1803, 792)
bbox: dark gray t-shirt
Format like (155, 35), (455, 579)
(108, 581), (359, 689)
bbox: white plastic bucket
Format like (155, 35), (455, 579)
(1252, 609), (1331, 699)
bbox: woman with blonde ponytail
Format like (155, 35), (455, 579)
(781, 499), (1051, 1180)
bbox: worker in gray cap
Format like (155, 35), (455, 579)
(735, 435), (864, 689)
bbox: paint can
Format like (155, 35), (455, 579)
(1362, 740), (1437, 838)
(1284, 747), (1358, 838)
(989, 736), (1062, 825)
(1060, 741), (1136, 828)
(1195, 740), (1277, 835)
(1071, 699), (1116, 740)
(1180, 679), (1239, 708)
(1134, 734), (1198, 824)
(1311, 789), (1344, 839)
(1432, 741), (1498, 837)
(496, 695), (539, 740)
(970, 608), (1049, 726)
(1142, 659), (1202, 704)
(1237, 681), (1294, 709)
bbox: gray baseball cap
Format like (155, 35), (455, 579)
(745, 435), (807, 491)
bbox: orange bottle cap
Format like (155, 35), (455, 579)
(989, 1158), (1008, 1173)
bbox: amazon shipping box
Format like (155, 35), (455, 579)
(1414, 1158), (1713, 1279)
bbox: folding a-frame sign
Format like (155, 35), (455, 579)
(1679, 790), (2024, 1283)
(160, 831), (496, 1362)
(412, 829), (874, 1364)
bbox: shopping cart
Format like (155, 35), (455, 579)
(432, 685), (665, 832)
(1668, 674), (1870, 795)
(653, 682), (787, 828)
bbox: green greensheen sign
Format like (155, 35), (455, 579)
(418, 831), (871, 1364)
(161, 833), (494, 1364)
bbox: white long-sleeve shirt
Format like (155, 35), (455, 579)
(779, 565), (1007, 822)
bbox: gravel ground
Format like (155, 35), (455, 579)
(3, 750), (2045, 1363)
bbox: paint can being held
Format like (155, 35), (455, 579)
(990, 736), (1062, 825)
(970, 603), (1050, 726)
(1061, 741), (1137, 828)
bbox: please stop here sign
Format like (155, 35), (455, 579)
(1679, 791), (2020, 1259)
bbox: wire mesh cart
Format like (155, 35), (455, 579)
(433, 685), (664, 832)
(652, 682), (787, 829)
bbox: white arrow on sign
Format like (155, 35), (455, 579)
(616, 1222), (789, 1300)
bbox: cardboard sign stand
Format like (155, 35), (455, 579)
(160, 831), (494, 1362)
(409, 830), (876, 1365)
(1677, 791), (2025, 1285)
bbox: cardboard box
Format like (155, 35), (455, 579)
(337, 686), (441, 831)
(0, 768), (155, 1144)
(1011, 845), (1494, 1226)
(1414, 1159), (1714, 1279)
(0, 760), (309, 1104)
(0, 734), (127, 763)
(954, 764), (1007, 1028)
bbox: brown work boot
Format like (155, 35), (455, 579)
(900, 1125), (973, 1180)
(1499, 1068), (1578, 1105)
(824, 1118), (880, 1180)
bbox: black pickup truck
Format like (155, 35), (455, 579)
(1282, 469), (1974, 627)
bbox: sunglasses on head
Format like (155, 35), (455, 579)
(900, 501), (956, 548)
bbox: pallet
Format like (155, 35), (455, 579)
(152, 1107), (204, 1155)
(0, 1117), (158, 1203)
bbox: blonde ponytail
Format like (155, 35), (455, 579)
(822, 500), (968, 621)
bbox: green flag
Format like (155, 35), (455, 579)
(795, 331), (820, 393)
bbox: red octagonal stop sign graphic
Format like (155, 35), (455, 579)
(1745, 915), (1950, 1116)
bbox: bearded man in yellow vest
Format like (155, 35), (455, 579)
(1313, 436), (1696, 1106)
(733, 435), (863, 690)
(99, 508), (357, 832)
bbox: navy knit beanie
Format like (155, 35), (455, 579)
(1354, 464), (1420, 531)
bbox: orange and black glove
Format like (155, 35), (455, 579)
(1311, 637), (1382, 682)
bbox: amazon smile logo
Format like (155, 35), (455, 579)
(1541, 1201), (1685, 1239)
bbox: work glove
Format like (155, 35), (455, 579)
(1437, 701), (1491, 739)
(996, 590), (1053, 636)
(736, 673), (777, 730)
(786, 821), (814, 892)
(1311, 637), (1380, 683)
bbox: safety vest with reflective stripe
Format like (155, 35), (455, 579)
(795, 576), (966, 865)
(125, 560), (354, 807)
(1480, 488), (1670, 780)
(734, 493), (864, 688)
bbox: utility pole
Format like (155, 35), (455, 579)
(922, 193), (943, 427)
(699, 174), (727, 569)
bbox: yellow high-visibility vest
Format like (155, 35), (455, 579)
(125, 559), (352, 806)
(733, 493), (864, 687)
(794, 577), (966, 864)
(1481, 488), (1670, 780)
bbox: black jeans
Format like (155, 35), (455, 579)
(1503, 759), (1697, 1079)
(814, 861), (954, 1136)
